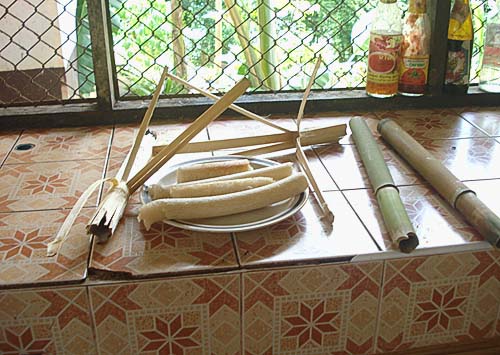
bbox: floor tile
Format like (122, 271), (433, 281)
(89, 274), (240, 355)
(234, 191), (379, 267)
(344, 185), (482, 252)
(5, 127), (111, 164)
(464, 179), (500, 215)
(460, 107), (500, 137)
(0, 208), (93, 287)
(207, 117), (296, 140)
(111, 121), (209, 160)
(375, 109), (486, 139)
(419, 138), (500, 181)
(243, 261), (383, 355)
(315, 142), (420, 190)
(0, 132), (20, 165)
(0, 159), (105, 212)
(0, 286), (97, 355)
(376, 251), (500, 352)
(90, 204), (238, 277)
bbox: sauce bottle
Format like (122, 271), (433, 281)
(366, 0), (403, 98)
(444, 0), (473, 94)
(399, 0), (431, 96)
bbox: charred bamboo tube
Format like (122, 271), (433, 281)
(378, 118), (500, 249)
(350, 117), (418, 252)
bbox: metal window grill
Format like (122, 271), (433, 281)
(0, 0), (96, 107)
(0, 0), (492, 108)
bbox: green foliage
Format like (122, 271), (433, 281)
(75, 0), (96, 97)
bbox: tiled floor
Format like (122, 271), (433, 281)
(0, 108), (500, 354)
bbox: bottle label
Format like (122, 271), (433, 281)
(445, 41), (471, 85)
(399, 55), (429, 93)
(367, 33), (402, 86)
(482, 24), (500, 67)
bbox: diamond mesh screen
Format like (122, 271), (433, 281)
(0, 0), (96, 107)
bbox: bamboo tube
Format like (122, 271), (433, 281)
(258, 0), (280, 90)
(127, 78), (250, 193)
(171, 0), (187, 80)
(233, 124), (347, 156)
(224, 0), (263, 87)
(214, 0), (223, 68)
(122, 67), (168, 181)
(378, 118), (500, 249)
(350, 117), (418, 252)
(165, 71), (292, 133)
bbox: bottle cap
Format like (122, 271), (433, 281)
(409, 0), (426, 13)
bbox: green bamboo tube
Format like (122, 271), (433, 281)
(378, 118), (500, 249)
(350, 117), (418, 252)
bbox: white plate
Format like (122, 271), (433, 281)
(141, 156), (308, 233)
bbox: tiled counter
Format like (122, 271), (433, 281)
(0, 107), (499, 355)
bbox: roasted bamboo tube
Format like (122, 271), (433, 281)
(378, 118), (500, 249)
(350, 117), (418, 252)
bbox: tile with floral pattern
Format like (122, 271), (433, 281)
(243, 261), (382, 355)
(0, 132), (20, 165)
(90, 204), (237, 277)
(418, 138), (500, 181)
(314, 142), (420, 190)
(374, 109), (486, 139)
(0, 208), (93, 286)
(234, 191), (379, 267)
(376, 251), (500, 353)
(344, 185), (482, 252)
(0, 286), (97, 355)
(5, 127), (111, 164)
(111, 121), (209, 160)
(0, 159), (105, 212)
(459, 107), (500, 137)
(89, 274), (240, 355)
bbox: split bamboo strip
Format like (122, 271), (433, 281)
(350, 117), (418, 252)
(378, 118), (500, 249)
(153, 131), (297, 155)
(233, 124), (347, 156)
(296, 138), (334, 224)
(224, 0), (263, 86)
(296, 55), (322, 130)
(294, 55), (334, 224)
(122, 67), (168, 181)
(165, 71), (292, 133)
(127, 78), (250, 193)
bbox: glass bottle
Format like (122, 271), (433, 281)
(398, 0), (431, 96)
(366, 0), (403, 98)
(444, 0), (474, 94)
(479, 1), (500, 92)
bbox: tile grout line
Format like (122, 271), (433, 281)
(0, 130), (23, 169)
(457, 111), (495, 139)
(239, 270), (244, 355)
(311, 141), (384, 251)
(85, 285), (100, 355)
(372, 260), (387, 354)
